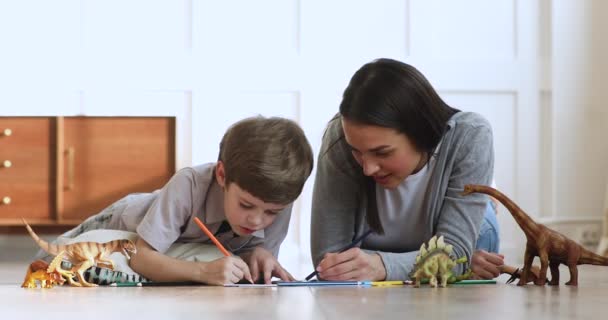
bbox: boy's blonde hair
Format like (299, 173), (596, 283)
(218, 116), (314, 205)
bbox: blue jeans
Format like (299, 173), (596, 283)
(476, 201), (500, 253)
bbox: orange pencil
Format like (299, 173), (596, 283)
(193, 217), (231, 256)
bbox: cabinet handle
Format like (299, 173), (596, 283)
(2, 128), (11, 136)
(2, 160), (11, 168)
(66, 147), (75, 191)
(1, 196), (10, 205)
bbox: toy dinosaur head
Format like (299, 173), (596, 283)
(46, 252), (67, 285)
(121, 239), (137, 259)
(461, 185), (475, 196)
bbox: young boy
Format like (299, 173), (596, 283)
(38, 116), (314, 285)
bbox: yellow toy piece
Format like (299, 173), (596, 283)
(21, 253), (67, 289)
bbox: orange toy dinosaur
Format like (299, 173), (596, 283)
(21, 253), (69, 288)
(23, 219), (137, 287)
(462, 184), (608, 286)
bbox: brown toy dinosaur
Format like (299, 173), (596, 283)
(462, 184), (608, 286)
(21, 253), (69, 288)
(23, 219), (137, 287)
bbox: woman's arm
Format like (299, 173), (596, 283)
(311, 119), (363, 267)
(435, 119), (495, 275)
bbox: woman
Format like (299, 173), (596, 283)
(311, 58), (503, 281)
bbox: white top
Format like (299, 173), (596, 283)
(363, 149), (439, 252)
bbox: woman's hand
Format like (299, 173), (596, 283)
(317, 248), (386, 281)
(470, 250), (504, 279)
(240, 247), (294, 284)
(198, 256), (253, 285)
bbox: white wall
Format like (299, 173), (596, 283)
(551, 1), (608, 218)
(1, 0), (607, 269)
(545, 0), (608, 252)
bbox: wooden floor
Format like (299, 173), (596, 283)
(2, 264), (607, 319)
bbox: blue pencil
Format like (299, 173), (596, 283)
(305, 229), (374, 281)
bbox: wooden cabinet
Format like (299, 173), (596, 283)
(0, 117), (175, 226)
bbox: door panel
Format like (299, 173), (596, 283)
(61, 117), (175, 221)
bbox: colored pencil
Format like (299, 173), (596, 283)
(305, 229), (374, 281)
(193, 216), (231, 257)
(193, 216), (254, 284)
(367, 280), (411, 286)
(453, 279), (497, 285)
(224, 283), (277, 288)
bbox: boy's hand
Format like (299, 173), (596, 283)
(317, 248), (386, 281)
(241, 247), (294, 284)
(199, 256), (253, 285)
(470, 250), (504, 279)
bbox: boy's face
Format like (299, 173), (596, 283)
(216, 161), (287, 236)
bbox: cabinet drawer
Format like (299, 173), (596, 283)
(0, 118), (54, 221)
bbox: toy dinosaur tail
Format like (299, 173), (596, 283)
(22, 218), (65, 256)
(578, 247), (608, 266)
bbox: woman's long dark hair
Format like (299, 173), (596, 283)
(339, 58), (459, 234)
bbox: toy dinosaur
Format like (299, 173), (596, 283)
(62, 263), (150, 285)
(409, 235), (471, 287)
(21, 253), (69, 288)
(23, 219), (137, 287)
(462, 184), (608, 286)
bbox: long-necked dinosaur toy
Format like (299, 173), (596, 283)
(462, 184), (608, 286)
(23, 218), (137, 287)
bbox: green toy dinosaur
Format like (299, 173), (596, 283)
(409, 235), (471, 287)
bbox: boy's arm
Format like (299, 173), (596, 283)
(136, 168), (200, 253)
(129, 238), (252, 285)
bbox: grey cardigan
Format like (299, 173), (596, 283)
(310, 112), (494, 280)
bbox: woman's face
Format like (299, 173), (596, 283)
(342, 117), (426, 189)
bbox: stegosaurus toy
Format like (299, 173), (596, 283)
(409, 235), (471, 287)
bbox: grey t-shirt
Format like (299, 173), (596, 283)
(311, 112), (494, 280)
(106, 163), (292, 257)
